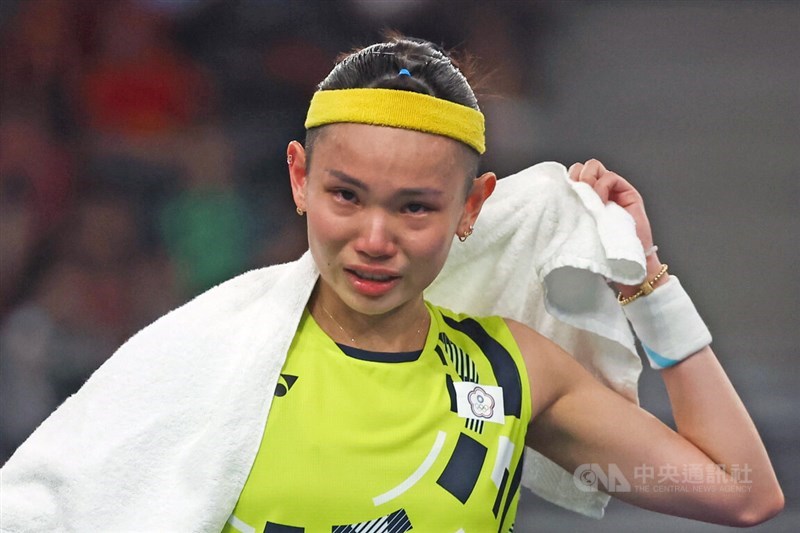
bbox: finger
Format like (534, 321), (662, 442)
(593, 172), (617, 203)
(578, 158), (607, 185)
(568, 163), (583, 181)
(595, 171), (641, 207)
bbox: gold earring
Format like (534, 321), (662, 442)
(458, 225), (474, 242)
(296, 207), (305, 216)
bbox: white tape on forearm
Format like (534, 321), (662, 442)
(622, 276), (712, 369)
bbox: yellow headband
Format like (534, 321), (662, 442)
(304, 88), (485, 154)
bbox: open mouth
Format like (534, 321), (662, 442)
(345, 268), (401, 296)
(348, 270), (398, 282)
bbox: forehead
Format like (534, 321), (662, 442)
(309, 123), (469, 189)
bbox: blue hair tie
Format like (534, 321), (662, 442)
(398, 68), (411, 77)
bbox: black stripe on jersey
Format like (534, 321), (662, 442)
(498, 453), (524, 530)
(465, 417), (484, 434)
(436, 432), (487, 504)
(264, 523), (304, 532)
(438, 332), (479, 383)
(383, 508), (412, 533)
(445, 375), (457, 412)
(339, 508), (411, 533)
(492, 468), (510, 517)
(337, 344), (422, 363)
(442, 316), (522, 418)
(434, 345), (448, 366)
(332, 508), (412, 533)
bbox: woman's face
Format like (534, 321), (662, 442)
(288, 123), (494, 320)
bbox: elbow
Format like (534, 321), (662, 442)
(731, 487), (785, 527)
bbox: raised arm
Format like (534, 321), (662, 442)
(512, 159), (784, 526)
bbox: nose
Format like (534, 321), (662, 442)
(354, 209), (397, 259)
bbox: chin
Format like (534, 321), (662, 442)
(343, 293), (407, 316)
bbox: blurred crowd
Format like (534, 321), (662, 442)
(0, 0), (547, 462)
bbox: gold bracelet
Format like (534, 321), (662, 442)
(618, 263), (669, 306)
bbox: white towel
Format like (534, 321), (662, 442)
(0, 162), (646, 531)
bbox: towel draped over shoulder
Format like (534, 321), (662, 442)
(0, 162), (646, 531)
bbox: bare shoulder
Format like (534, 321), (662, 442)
(503, 318), (597, 421)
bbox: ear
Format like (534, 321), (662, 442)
(458, 171), (497, 235)
(287, 140), (308, 211)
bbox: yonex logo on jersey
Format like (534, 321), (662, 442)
(274, 374), (298, 397)
(453, 381), (505, 424)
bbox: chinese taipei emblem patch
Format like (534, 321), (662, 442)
(453, 382), (505, 424)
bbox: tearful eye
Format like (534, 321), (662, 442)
(335, 189), (356, 202)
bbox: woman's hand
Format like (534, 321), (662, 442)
(568, 159), (663, 295)
(568, 159), (654, 252)
(551, 161), (783, 525)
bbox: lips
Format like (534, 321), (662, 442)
(351, 270), (395, 281)
(344, 266), (401, 297)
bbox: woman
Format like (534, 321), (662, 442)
(221, 37), (782, 530)
(0, 37), (783, 531)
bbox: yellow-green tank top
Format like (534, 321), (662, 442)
(223, 302), (531, 532)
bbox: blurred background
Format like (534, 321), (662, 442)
(0, 0), (796, 531)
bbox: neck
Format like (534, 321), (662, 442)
(309, 282), (429, 352)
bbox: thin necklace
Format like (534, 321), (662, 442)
(319, 302), (427, 349)
(320, 302), (356, 345)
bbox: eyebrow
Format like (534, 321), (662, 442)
(326, 169), (444, 197)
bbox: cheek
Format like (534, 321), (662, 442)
(406, 228), (456, 271)
(306, 211), (346, 260)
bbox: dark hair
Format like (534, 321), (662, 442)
(305, 36), (481, 180)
